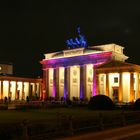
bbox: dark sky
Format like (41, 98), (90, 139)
(0, 0), (140, 77)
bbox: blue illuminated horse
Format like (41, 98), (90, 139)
(66, 27), (88, 49)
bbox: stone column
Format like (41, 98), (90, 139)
(1, 81), (3, 99)
(8, 81), (11, 98)
(15, 81), (18, 100)
(96, 74), (99, 95)
(22, 82), (25, 100)
(106, 73), (109, 97)
(48, 68), (54, 97)
(66, 67), (70, 99)
(34, 83), (37, 95)
(138, 73), (140, 98)
(70, 65), (80, 99)
(45, 69), (49, 98)
(135, 72), (140, 100)
(28, 82), (31, 98)
(41, 69), (46, 100)
(56, 67), (65, 99)
(37, 83), (40, 99)
(53, 68), (56, 98)
(93, 67), (97, 96)
(119, 72), (123, 102)
(64, 67), (67, 99)
(130, 72), (134, 102)
(56, 67), (59, 98)
(80, 65), (84, 99)
(84, 64), (94, 100)
(82, 65), (86, 99)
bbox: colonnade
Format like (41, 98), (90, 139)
(0, 80), (41, 100)
(97, 72), (140, 103)
(45, 64), (95, 100)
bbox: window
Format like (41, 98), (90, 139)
(114, 77), (118, 83)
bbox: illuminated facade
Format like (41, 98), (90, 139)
(41, 43), (140, 103)
(0, 76), (42, 101)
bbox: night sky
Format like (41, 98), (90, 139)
(0, 0), (140, 77)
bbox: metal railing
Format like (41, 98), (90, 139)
(0, 110), (140, 140)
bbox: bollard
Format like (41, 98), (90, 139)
(99, 113), (104, 130)
(22, 119), (29, 140)
(69, 115), (74, 136)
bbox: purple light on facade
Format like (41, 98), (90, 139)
(80, 66), (83, 99)
(80, 85), (83, 99)
(52, 69), (56, 97)
(93, 69), (96, 96)
(41, 52), (112, 69)
(52, 86), (56, 97)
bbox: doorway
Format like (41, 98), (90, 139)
(112, 87), (119, 103)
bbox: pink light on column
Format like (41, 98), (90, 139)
(52, 68), (56, 97)
(93, 69), (97, 96)
(52, 85), (56, 97)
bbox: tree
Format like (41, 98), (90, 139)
(134, 98), (140, 109)
(88, 95), (114, 110)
